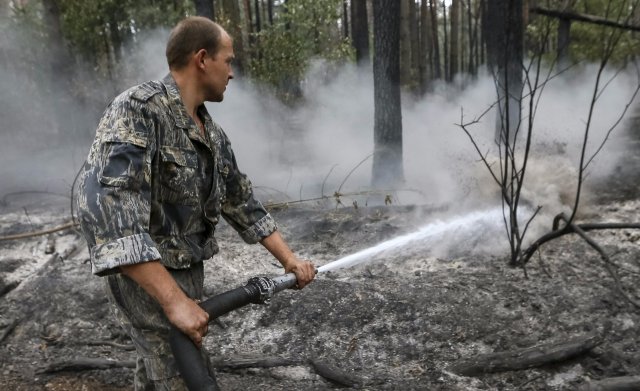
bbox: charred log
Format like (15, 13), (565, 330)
(450, 328), (606, 376)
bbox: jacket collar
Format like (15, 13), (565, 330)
(161, 73), (192, 129)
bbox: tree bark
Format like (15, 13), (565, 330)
(399, 0), (411, 86)
(267, 0), (273, 25)
(466, 0), (477, 76)
(419, 0), (432, 91)
(343, 0), (349, 38)
(243, 0), (253, 33)
(442, 1), (449, 81)
(449, 0), (460, 81)
(222, 0), (245, 75)
(429, 0), (441, 79)
(485, 0), (523, 146)
(372, 0), (404, 189)
(409, 0), (420, 83)
(351, 0), (370, 65)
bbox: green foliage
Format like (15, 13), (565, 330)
(58, 0), (192, 69)
(526, 0), (640, 65)
(246, 0), (353, 101)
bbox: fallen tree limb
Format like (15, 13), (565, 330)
(309, 359), (363, 388)
(578, 376), (640, 391)
(450, 329), (606, 376)
(86, 340), (136, 351)
(39, 354), (365, 387)
(0, 318), (18, 344)
(37, 358), (136, 374)
(0, 221), (77, 242)
(211, 355), (301, 370)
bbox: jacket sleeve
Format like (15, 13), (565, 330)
(76, 96), (160, 276)
(218, 134), (277, 244)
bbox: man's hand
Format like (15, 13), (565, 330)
(120, 261), (210, 347)
(163, 296), (209, 348)
(260, 230), (316, 289)
(285, 259), (316, 289)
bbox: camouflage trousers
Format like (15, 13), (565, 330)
(105, 262), (216, 390)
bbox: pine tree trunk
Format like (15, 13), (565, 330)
(419, 0), (432, 92)
(372, 0), (404, 189)
(429, 0), (441, 79)
(442, 1), (449, 81)
(450, 0), (460, 81)
(222, 0), (245, 74)
(351, 0), (370, 65)
(343, 0), (349, 38)
(485, 0), (523, 145)
(399, 0), (411, 86)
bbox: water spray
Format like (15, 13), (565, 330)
(171, 207), (505, 390)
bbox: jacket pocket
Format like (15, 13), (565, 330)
(99, 141), (146, 190)
(158, 146), (198, 205)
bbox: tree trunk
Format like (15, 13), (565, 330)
(419, 0), (432, 92)
(449, 0), (460, 81)
(351, 0), (370, 65)
(372, 0), (404, 189)
(409, 0), (419, 83)
(429, 0), (441, 79)
(243, 0), (253, 33)
(41, 0), (73, 136)
(485, 0), (523, 146)
(343, 0), (349, 38)
(557, 17), (571, 68)
(253, 0), (261, 33)
(267, 0), (273, 25)
(399, 0), (411, 86)
(467, 0), (478, 76)
(442, 1), (449, 82)
(222, 0), (245, 75)
(194, 0), (215, 20)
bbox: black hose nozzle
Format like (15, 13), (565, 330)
(169, 273), (299, 391)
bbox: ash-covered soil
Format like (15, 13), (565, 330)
(0, 183), (639, 391)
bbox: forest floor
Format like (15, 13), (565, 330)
(1, 124), (640, 390)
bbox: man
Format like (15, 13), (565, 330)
(76, 16), (315, 390)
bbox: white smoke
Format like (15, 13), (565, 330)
(1, 22), (638, 255)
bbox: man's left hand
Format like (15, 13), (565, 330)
(285, 259), (316, 289)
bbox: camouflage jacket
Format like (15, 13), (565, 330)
(76, 74), (276, 276)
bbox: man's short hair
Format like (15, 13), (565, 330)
(166, 17), (222, 70)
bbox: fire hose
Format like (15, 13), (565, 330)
(169, 272), (301, 391)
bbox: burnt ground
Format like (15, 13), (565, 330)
(1, 120), (640, 390)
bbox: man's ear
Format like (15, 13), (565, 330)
(194, 49), (208, 69)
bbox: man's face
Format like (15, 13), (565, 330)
(203, 32), (234, 102)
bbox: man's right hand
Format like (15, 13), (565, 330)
(163, 296), (210, 348)
(120, 261), (210, 348)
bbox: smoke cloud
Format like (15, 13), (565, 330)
(1, 23), (638, 256)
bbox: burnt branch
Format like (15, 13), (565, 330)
(519, 218), (640, 265)
(450, 327), (607, 376)
(555, 214), (640, 309)
(577, 376), (640, 391)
